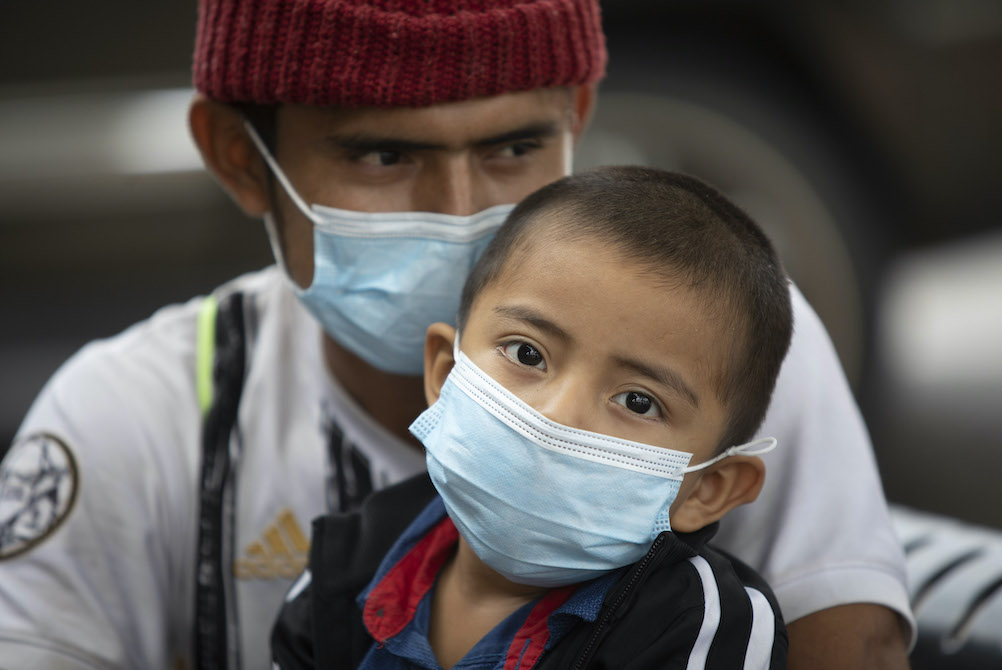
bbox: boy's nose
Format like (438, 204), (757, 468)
(532, 381), (593, 433)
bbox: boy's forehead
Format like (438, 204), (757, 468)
(484, 213), (570, 282)
(477, 224), (630, 306)
(475, 226), (740, 364)
(467, 232), (737, 412)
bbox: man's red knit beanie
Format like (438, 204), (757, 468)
(193, 0), (606, 108)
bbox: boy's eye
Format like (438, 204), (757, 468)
(502, 341), (546, 369)
(612, 391), (661, 418)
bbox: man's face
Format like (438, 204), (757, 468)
(458, 229), (734, 513)
(266, 87), (580, 288)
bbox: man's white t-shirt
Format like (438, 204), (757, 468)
(0, 266), (914, 669)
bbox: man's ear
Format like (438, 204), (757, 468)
(188, 93), (270, 217)
(670, 456), (766, 533)
(423, 322), (457, 406)
(570, 83), (597, 141)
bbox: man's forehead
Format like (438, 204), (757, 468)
(289, 87), (574, 146)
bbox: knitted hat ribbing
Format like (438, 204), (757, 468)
(193, 0), (606, 107)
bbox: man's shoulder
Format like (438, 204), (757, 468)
(10, 267), (297, 468)
(46, 267), (289, 390)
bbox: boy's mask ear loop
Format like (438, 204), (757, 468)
(680, 437), (778, 474)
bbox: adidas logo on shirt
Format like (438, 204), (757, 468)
(233, 508), (309, 580)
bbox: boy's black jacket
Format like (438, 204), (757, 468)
(271, 474), (788, 669)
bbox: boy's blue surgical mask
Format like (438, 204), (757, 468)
(246, 122), (514, 375)
(409, 336), (777, 587)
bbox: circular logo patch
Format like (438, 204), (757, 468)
(0, 432), (79, 560)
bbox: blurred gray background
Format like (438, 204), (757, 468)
(2, 0), (1001, 530)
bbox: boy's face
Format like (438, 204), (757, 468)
(458, 227), (736, 512)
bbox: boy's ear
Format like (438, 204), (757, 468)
(188, 93), (270, 217)
(670, 456), (766, 534)
(423, 322), (458, 406)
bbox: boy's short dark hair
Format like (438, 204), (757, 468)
(458, 166), (793, 452)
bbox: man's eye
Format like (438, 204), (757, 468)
(502, 341), (546, 369)
(356, 150), (402, 167)
(495, 141), (540, 159)
(612, 391), (662, 418)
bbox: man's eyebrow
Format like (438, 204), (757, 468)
(472, 121), (561, 148)
(326, 134), (445, 154)
(326, 121), (561, 154)
(615, 356), (700, 410)
(492, 305), (570, 343)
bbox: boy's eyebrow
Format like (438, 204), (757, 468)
(327, 121), (562, 154)
(492, 303), (699, 408)
(614, 356), (700, 410)
(492, 305), (570, 343)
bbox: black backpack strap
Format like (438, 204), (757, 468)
(309, 474), (438, 668)
(194, 291), (248, 670)
(326, 419), (374, 514)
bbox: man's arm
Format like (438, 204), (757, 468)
(788, 604), (910, 670)
(0, 306), (201, 668)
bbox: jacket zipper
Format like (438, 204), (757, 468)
(567, 534), (668, 670)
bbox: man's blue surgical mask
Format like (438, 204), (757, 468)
(409, 337), (777, 587)
(245, 122), (514, 375)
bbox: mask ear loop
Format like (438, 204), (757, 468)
(243, 120), (320, 226)
(244, 119), (323, 289)
(680, 437), (778, 474)
(261, 212), (292, 279)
